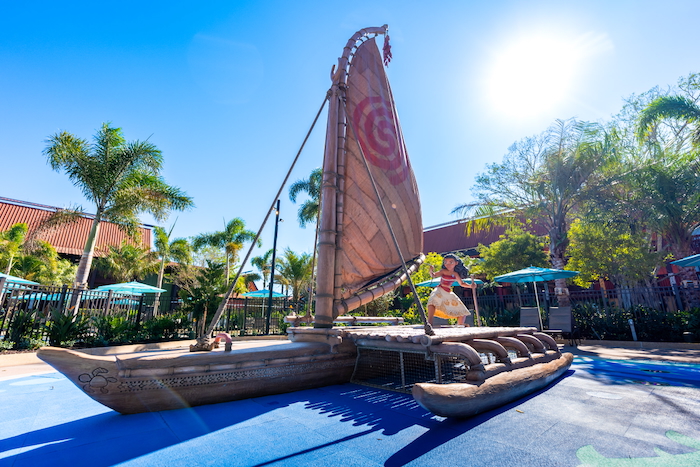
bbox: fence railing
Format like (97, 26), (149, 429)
(211, 297), (299, 336)
(455, 283), (700, 313)
(0, 277), (301, 346)
(3, 275), (698, 347)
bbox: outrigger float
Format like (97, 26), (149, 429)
(38, 25), (572, 417)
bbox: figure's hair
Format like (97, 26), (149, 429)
(442, 254), (470, 279)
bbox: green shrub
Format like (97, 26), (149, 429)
(15, 338), (44, 350)
(91, 314), (138, 346)
(0, 340), (14, 351)
(573, 304), (700, 342)
(8, 310), (37, 349)
(480, 307), (520, 327)
(46, 307), (89, 347)
(141, 312), (192, 341)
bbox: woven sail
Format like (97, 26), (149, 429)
(337, 37), (423, 303)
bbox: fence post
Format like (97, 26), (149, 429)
(105, 290), (114, 316)
(0, 277), (6, 312)
(225, 298), (231, 333)
(243, 298), (248, 335)
(628, 318), (638, 341)
(0, 277), (7, 334)
(57, 284), (68, 314)
(669, 274), (684, 311)
(136, 295), (144, 326)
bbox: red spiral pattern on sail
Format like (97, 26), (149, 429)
(352, 96), (408, 185)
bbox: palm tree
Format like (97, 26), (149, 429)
(635, 83), (700, 297)
(251, 249), (274, 289)
(0, 223), (78, 285)
(44, 123), (193, 288)
(630, 153), (700, 280)
(11, 255), (48, 283)
(288, 167), (323, 314)
(153, 225), (192, 290)
(275, 248), (312, 311)
(637, 95), (700, 151)
(0, 223), (28, 274)
(289, 168), (322, 228)
(9, 240), (74, 285)
(95, 241), (160, 282)
(243, 272), (261, 289)
(192, 218), (259, 285)
(454, 119), (618, 307)
(153, 225), (192, 314)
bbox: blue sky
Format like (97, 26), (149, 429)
(2, 0), (699, 277)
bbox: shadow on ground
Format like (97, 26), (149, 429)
(0, 373), (571, 467)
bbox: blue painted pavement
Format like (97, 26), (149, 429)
(1, 356), (699, 467)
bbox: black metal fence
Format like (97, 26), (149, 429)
(211, 297), (299, 336)
(3, 274), (699, 348)
(0, 277), (298, 347)
(458, 283), (700, 314)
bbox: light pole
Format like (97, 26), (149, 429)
(266, 200), (281, 334)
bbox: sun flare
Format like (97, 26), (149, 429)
(484, 32), (612, 119)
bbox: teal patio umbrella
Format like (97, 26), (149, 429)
(19, 292), (65, 300)
(94, 281), (166, 295)
(415, 277), (483, 287)
(0, 272), (40, 287)
(494, 267), (579, 330)
(671, 254), (700, 268)
(242, 289), (285, 298)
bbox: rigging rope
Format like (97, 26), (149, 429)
(197, 93), (330, 345)
(341, 99), (434, 336)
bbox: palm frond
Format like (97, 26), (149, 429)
(637, 95), (700, 143)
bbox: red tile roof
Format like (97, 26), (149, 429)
(0, 197), (152, 257)
(423, 219), (548, 255)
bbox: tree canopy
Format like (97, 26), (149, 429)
(474, 227), (548, 281)
(44, 123), (193, 287)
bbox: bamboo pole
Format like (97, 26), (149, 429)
(471, 274), (481, 326)
(314, 25), (389, 329)
(313, 89), (340, 329)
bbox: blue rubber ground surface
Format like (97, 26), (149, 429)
(1, 357), (699, 467)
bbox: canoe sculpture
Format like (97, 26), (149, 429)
(37, 25), (572, 418)
(38, 326), (571, 416)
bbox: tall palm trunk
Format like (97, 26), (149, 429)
(5, 253), (15, 274)
(75, 214), (102, 288)
(70, 213), (101, 313)
(549, 223), (572, 308)
(225, 254), (230, 287)
(153, 259), (166, 317)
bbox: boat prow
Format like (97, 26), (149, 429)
(37, 338), (357, 414)
(412, 352), (573, 418)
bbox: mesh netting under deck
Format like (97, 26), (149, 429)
(351, 347), (474, 393)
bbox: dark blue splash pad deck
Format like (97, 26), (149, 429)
(1, 356), (699, 467)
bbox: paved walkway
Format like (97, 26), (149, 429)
(1, 341), (699, 466)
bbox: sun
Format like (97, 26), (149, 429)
(484, 33), (605, 119)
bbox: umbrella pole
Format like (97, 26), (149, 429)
(470, 274), (481, 326)
(533, 280), (543, 330)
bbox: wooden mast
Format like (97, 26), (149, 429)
(314, 26), (389, 329)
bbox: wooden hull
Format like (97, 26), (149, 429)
(412, 352), (573, 418)
(37, 340), (357, 414)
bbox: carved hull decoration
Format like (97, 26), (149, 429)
(38, 340), (356, 414)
